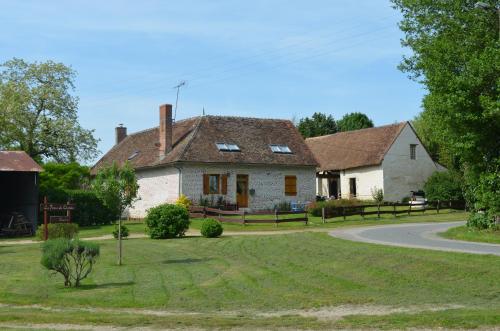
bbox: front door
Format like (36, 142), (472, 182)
(236, 175), (249, 208)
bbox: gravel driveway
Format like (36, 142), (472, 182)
(329, 221), (500, 256)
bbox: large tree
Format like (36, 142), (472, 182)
(337, 112), (374, 132)
(297, 112), (337, 138)
(0, 58), (98, 162)
(392, 0), (499, 218)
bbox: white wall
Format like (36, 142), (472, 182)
(382, 123), (439, 202)
(181, 163), (316, 210)
(339, 166), (384, 200)
(127, 167), (180, 218)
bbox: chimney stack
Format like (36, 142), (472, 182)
(115, 124), (127, 145)
(159, 104), (173, 156)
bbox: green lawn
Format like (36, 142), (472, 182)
(440, 225), (500, 244)
(71, 209), (467, 238)
(0, 227), (498, 329)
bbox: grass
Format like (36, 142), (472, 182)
(0, 228), (498, 329)
(440, 225), (500, 244)
(68, 209), (467, 239)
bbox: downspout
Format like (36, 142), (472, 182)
(173, 164), (182, 198)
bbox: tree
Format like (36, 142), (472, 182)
(337, 112), (374, 132)
(92, 162), (139, 265)
(424, 171), (464, 201)
(297, 112), (337, 138)
(39, 162), (91, 195)
(0, 58), (98, 162)
(392, 0), (500, 218)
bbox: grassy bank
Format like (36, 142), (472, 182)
(440, 225), (500, 244)
(0, 229), (498, 329)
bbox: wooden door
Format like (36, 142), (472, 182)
(236, 175), (249, 208)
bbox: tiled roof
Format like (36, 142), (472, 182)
(0, 151), (43, 172)
(305, 122), (407, 171)
(92, 116), (317, 173)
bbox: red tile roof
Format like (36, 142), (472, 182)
(305, 122), (407, 171)
(92, 116), (317, 173)
(0, 151), (43, 172)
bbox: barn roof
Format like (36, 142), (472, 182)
(0, 151), (43, 172)
(92, 115), (318, 173)
(305, 122), (407, 171)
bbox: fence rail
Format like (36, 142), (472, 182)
(189, 206), (308, 225)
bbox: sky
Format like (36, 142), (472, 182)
(0, 0), (425, 163)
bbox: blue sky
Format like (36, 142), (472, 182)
(0, 0), (424, 162)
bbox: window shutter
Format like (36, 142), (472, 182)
(221, 174), (228, 195)
(285, 176), (297, 196)
(203, 174), (209, 195)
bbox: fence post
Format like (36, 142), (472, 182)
(43, 196), (48, 241)
(393, 203), (396, 217)
(361, 206), (365, 220)
(342, 207), (346, 221)
(67, 201), (72, 223)
(322, 207), (325, 224)
(275, 209), (279, 227)
(243, 211), (246, 226)
(377, 204), (380, 219)
(305, 210), (308, 226)
(203, 206), (206, 219)
(437, 200), (440, 214)
(408, 203), (412, 216)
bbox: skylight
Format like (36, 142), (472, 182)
(216, 143), (240, 152)
(270, 144), (292, 154)
(128, 150), (140, 160)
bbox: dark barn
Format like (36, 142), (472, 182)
(0, 151), (42, 236)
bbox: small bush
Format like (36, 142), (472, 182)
(371, 187), (384, 204)
(36, 223), (79, 240)
(200, 218), (223, 238)
(175, 194), (192, 210)
(467, 213), (495, 230)
(424, 171), (463, 201)
(274, 201), (291, 212)
(112, 224), (129, 239)
(41, 238), (100, 287)
(308, 199), (364, 217)
(145, 204), (190, 239)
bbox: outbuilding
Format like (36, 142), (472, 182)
(0, 151), (42, 234)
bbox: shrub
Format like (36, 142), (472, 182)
(113, 225), (129, 239)
(145, 204), (190, 239)
(308, 199), (364, 217)
(274, 201), (291, 212)
(40, 238), (100, 287)
(36, 223), (79, 240)
(371, 187), (384, 204)
(176, 194), (192, 210)
(424, 171), (463, 201)
(467, 213), (495, 230)
(67, 190), (116, 226)
(200, 218), (223, 238)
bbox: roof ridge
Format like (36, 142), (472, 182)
(176, 116), (205, 161)
(204, 114), (293, 122)
(305, 122), (406, 141)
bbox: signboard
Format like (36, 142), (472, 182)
(49, 215), (71, 223)
(40, 203), (76, 211)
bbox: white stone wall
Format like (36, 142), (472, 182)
(339, 166), (384, 200)
(180, 163), (316, 210)
(127, 166), (180, 218)
(382, 124), (440, 202)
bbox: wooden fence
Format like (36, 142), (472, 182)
(189, 206), (308, 225)
(320, 199), (465, 223)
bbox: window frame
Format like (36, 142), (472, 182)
(208, 174), (220, 194)
(270, 144), (293, 154)
(216, 142), (240, 152)
(410, 144), (417, 160)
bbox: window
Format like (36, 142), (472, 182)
(216, 142), (240, 152)
(285, 176), (297, 196)
(270, 144), (292, 154)
(209, 175), (220, 194)
(410, 144), (417, 160)
(349, 178), (357, 197)
(128, 150), (140, 160)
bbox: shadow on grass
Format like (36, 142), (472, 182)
(77, 281), (135, 290)
(162, 258), (212, 264)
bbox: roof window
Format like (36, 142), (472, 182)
(128, 150), (140, 160)
(270, 144), (292, 154)
(216, 143), (241, 152)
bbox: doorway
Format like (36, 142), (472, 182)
(349, 178), (357, 197)
(236, 175), (249, 208)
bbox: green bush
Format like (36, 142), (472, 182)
(424, 171), (463, 201)
(200, 218), (223, 238)
(467, 213), (495, 230)
(41, 238), (100, 287)
(36, 223), (79, 240)
(308, 199), (364, 217)
(145, 204), (190, 239)
(113, 225), (129, 239)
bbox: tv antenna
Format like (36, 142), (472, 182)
(173, 80), (186, 121)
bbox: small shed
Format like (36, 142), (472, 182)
(0, 151), (43, 234)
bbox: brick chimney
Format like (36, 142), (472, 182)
(115, 124), (127, 145)
(159, 104), (173, 156)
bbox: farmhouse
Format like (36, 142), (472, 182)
(305, 122), (443, 202)
(0, 151), (42, 233)
(93, 104), (318, 217)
